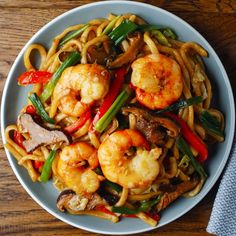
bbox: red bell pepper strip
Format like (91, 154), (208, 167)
(34, 160), (44, 169)
(64, 109), (91, 134)
(166, 112), (208, 162)
(18, 71), (52, 85)
(25, 105), (36, 115)
(92, 67), (126, 127)
(96, 205), (117, 216)
(146, 212), (161, 222)
(124, 212), (160, 221)
(13, 130), (25, 149)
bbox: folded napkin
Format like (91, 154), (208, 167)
(207, 134), (236, 236)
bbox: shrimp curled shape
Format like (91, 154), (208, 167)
(131, 54), (183, 110)
(57, 142), (100, 195)
(98, 129), (161, 189)
(51, 64), (110, 117)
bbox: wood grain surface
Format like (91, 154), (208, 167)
(0, 1), (235, 235)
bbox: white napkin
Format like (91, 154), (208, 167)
(207, 134), (236, 236)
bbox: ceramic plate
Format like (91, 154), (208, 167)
(1, 1), (235, 234)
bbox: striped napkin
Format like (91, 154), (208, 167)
(207, 134), (236, 236)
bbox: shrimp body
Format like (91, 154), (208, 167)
(52, 64), (110, 117)
(131, 54), (183, 110)
(57, 142), (100, 194)
(98, 129), (161, 189)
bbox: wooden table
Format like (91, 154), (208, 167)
(0, 1), (235, 235)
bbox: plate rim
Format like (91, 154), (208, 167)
(1, 1), (235, 235)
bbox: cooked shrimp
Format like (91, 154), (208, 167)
(98, 129), (162, 188)
(57, 142), (100, 194)
(131, 54), (183, 110)
(50, 64), (110, 117)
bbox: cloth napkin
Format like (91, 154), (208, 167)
(207, 134), (236, 236)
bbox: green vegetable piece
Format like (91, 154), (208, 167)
(40, 51), (81, 103)
(112, 194), (162, 214)
(59, 24), (90, 47)
(152, 30), (171, 47)
(138, 24), (161, 32)
(162, 28), (177, 39)
(156, 96), (203, 114)
(104, 180), (122, 193)
(139, 194), (163, 212)
(28, 93), (55, 124)
(199, 110), (224, 138)
(93, 167), (103, 175)
(40, 150), (56, 182)
(108, 19), (138, 45)
(176, 137), (207, 179)
(112, 206), (139, 214)
(94, 89), (131, 133)
(178, 154), (190, 168)
(102, 15), (121, 35)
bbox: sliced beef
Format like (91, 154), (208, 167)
(17, 113), (69, 152)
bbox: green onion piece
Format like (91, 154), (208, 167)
(40, 150), (56, 182)
(108, 19), (138, 45)
(176, 137), (207, 179)
(162, 28), (177, 39)
(138, 24), (161, 32)
(102, 15), (121, 35)
(139, 194), (163, 212)
(178, 154), (190, 168)
(95, 89), (131, 133)
(138, 25), (177, 40)
(112, 206), (139, 214)
(59, 24), (90, 47)
(199, 110), (224, 138)
(28, 93), (55, 124)
(152, 30), (171, 46)
(112, 194), (162, 214)
(40, 51), (81, 103)
(93, 167), (103, 175)
(156, 96), (203, 114)
(104, 180), (122, 193)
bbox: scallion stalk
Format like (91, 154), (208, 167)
(59, 24), (90, 47)
(40, 150), (56, 182)
(162, 28), (177, 39)
(155, 96), (203, 114)
(108, 19), (138, 45)
(176, 137), (207, 179)
(104, 180), (122, 193)
(138, 24), (177, 40)
(94, 89), (131, 133)
(102, 15), (121, 35)
(199, 110), (224, 139)
(138, 24), (161, 32)
(152, 30), (171, 46)
(112, 194), (162, 214)
(28, 93), (55, 124)
(40, 51), (81, 103)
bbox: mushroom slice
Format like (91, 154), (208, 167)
(57, 190), (106, 213)
(108, 32), (144, 68)
(122, 106), (180, 145)
(57, 189), (76, 212)
(17, 113), (69, 152)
